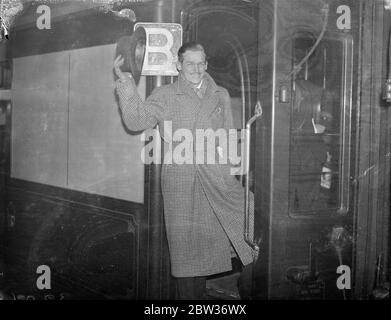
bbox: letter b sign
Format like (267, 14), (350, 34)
(134, 23), (182, 76)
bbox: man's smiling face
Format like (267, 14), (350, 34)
(177, 50), (207, 85)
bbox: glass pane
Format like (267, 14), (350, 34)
(0, 101), (10, 175)
(289, 36), (351, 216)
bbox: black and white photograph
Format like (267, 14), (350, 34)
(0, 0), (390, 305)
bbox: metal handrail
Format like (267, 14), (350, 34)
(244, 100), (263, 257)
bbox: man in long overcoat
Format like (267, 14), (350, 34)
(114, 42), (254, 299)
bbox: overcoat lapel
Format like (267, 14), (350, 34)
(175, 74), (202, 112)
(174, 72), (224, 129)
(195, 73), (224, 127)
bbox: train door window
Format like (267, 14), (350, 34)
(205, 35), (256, 186)
(183, 2), (259, 298)
(289, 35), (353, 217)
(184, 3), (259, 186)
(0, 60), (11, 89)
(0, 60), (11, 176)
(0, 102), (7, 174)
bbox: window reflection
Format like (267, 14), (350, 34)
(289, 36), (351, 215)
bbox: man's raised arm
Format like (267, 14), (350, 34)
(114, 55), (165, 131)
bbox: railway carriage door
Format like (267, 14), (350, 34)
(253, 0), (361, 299)
(182, 0), (362, 299)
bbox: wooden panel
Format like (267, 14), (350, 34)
(11, 53), (68, 187)
(354, 0), (390, 297)
(68, 44), (144, 203)
(2, 184), (143, 299)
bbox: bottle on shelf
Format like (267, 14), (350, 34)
(320, 151), (332, 189)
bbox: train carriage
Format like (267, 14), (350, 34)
(0, 0), (390, 300)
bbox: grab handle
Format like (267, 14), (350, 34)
(244, 100), (263, 257)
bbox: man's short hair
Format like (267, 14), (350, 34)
(178, 42), (206, 62)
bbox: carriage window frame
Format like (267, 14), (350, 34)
(288, 33), (353, 218)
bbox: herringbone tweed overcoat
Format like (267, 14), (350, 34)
(116, 72), (254, 277)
